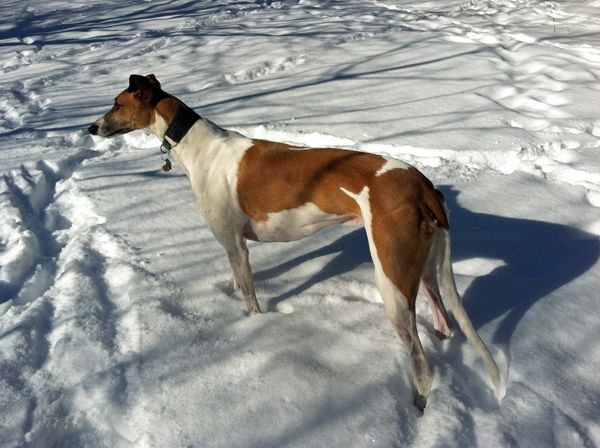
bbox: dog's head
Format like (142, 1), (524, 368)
(88, 74), (162, 137)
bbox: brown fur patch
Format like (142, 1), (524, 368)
(153, 96), (183, 125)
(99, 90), (155, 133)
(236, 139), (449, 306)
(101, 76), (184, 134)
(369, 169), (445, 306)
(237, 139), (387, 220)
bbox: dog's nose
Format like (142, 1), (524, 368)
(88, 123), (99, 135)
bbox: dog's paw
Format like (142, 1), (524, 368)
(414, 393), (427, 412)
(434, 329), (452, 341)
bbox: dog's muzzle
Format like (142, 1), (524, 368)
(87, 119), (130, 137)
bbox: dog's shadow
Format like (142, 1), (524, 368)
(257, 186), (600, 345)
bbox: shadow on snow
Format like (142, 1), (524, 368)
(259, 186), (600, 347)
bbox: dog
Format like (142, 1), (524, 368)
(89, 74), (500, 409)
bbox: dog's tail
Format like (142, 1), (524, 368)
(437, 224), (502, 395)
(423, 185), (449, 231)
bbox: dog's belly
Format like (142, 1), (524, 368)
(243, 202), (357, 242)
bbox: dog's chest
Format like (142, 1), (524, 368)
(175, 128), (251, 213)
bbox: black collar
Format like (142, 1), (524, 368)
(159, 105), (200, 172)
(161, 105), (200, 151)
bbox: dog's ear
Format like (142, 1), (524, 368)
(146, 74), (161, 89)
(128, 74), (148, 92)
(128, 74), (157, 103)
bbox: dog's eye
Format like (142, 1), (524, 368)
(113, 102), (120, 110)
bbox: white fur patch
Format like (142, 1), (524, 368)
(376, 157), (410, 176)
(149, 112), (171, 144)
(162, 117), (254, 249)
(247, 202), (352, 242)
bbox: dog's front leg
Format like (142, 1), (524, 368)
(226, 237), (261, 314)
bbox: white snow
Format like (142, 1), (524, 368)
(1, 0), (600, 446)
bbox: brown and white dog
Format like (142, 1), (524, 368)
(89, 74), (500, 409)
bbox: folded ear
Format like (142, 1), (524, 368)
(127, 74), (158, 102)
(146, 74), (161, 89)
(128, 74), (148, 92)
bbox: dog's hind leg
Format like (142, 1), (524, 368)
(345, 186), (433, 409)
(375, 216), (437, 408)
(380, 279), (432, 411)
(422, 280), (452, 340)
(422, 232), (453, 340)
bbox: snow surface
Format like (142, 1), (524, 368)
(1, 0), (600, 446)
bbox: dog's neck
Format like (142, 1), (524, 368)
(147, 95), (241, 175)
(149, 112), (171, 141)
(148, 96), (193, 142)
(148, 96), (228, 146)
